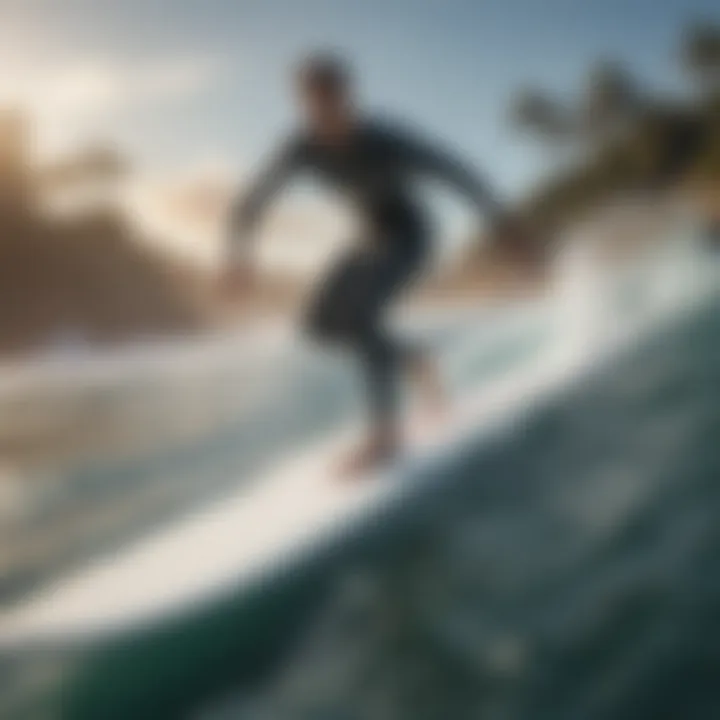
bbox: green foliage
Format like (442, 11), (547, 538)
(509, 88), (572, 142)
(682, 22), (720, 89)
(581, 61), (641, 140)
(510, 25), (720, 241)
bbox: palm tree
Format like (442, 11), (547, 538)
(681, 22), (720, 95)
(509, 87), (572, 145)
(581, 61), (641, 144)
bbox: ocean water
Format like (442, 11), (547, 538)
(1, 233), (719, 719)
(195, 246), (720, 720)
(0, 301), (546, 607)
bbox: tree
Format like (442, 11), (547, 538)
(581, 61), (642, 143)
(509, 87), (572, 144)
(682, 22), (720, 94)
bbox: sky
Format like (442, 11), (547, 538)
(0, 0), (718, 268)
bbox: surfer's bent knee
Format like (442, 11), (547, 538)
(304, 302), (351, 347)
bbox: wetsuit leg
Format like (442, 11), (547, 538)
(305, 243), (425, 427)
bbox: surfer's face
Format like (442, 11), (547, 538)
(296, 74), (354, 142)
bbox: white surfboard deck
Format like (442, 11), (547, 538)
(0, 344), (614, 649)
(0, 262), (713, 650)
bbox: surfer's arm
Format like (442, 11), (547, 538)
(392, 124), (506, 225)
(227, 137), (303, 262)
(389, 123), (542, 263)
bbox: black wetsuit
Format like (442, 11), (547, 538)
(234, 118), (498, 425)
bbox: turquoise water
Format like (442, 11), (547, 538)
(0, 305), (543, 607)
(195, 288), (720, 720)
(1, 240), (719, 719)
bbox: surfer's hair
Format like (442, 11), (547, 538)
(296, 51), (352, 95)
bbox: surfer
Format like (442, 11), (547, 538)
(224, 52), (531, 472)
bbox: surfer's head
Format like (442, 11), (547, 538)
(294, 51), (355, 140)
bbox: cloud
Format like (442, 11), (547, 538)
(137, 58), (217, 100)
(0, 54), (221, 155)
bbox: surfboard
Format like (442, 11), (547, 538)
(0, 332), (640, 650)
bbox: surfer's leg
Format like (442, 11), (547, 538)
(304, 242), (428, 471)
(303, 251), (401, 469)
(357, 324), (400, 426)
(304, 248), (366, 346)
(351, 248), (427, 443)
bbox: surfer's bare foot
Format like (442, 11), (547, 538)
(407, 352), (448, 424)
(336, 429), (400, 478)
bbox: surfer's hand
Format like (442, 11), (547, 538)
(219, 258), (256, 301)
(494, 215), (544, 273)
(220, 223), (257, 300)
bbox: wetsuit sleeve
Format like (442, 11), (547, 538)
(229, 137), (304, 242)
(392, 124), (505, 222)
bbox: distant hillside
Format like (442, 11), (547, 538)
(0, 207), (212, 355)
(0, 109), (217, 355)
